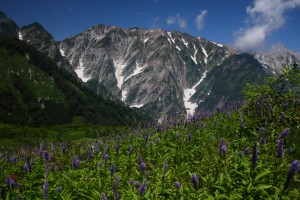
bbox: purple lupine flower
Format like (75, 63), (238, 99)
(138, 153), (143, 165)
(101, 193), (107, 200)
(110, 163), (115, 177)
(98, 139), (103, 150)
(218, 138), (228, 156)
(251, 142), (258, 167)
(50, 163), (55, 172)
(200, 121), (205, 131)
(279, 128), (290, 140)
(175, 181), (180, 190)
(134, 181), (140, 189)
(57, 186), (62, 193)
(261, 133), (266, 145)
(162, 175), (165, 182)
(139, 180), (147, 196)
(39, 143), (44, 158)
(102, 153), (108, 162)
(163, 161), (168, 173)
(238, 151), (243, 157)
(9, 155), (16, 164)
(284, 160), (300, 190)
(17, 183), (22, 190)
(62, 143), (66, 155)
(23, 163), (30, 173)
(279, 112), (286, 124)
(140, 162), (146, 173)
(145, 133), (149, 142)
(187, 132), (192, 141)
(6, 175), (16, 187)
(57, 160), (62, 172)
(129, 145), (134, 155)
(129, 178), (134, 185)
(88, 146), (92, 161)
(115, 142), (119, 157)
(94, 146), (99, 155)
(277, 140), (284, 159)
(191, 174), (199, 190)
(259, 127), (264, 134)
(43, 151), (49, 161)
(244, 147), (249, 155)
(240, 116), (245, 128)
(43, 177), (48, 200)
(104, 145), (110, 154)
(72, 156), (80, 169)
(113, 182), (119, 200)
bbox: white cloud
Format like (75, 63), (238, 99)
(166, 14), (187, 28)
(234, 0), (300, 51)
(195, 10), (207, 31)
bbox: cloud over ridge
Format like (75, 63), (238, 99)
(234, 0), (300, 51)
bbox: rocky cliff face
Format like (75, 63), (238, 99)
(57, 24), (246, 117)
(13, 21), (300, 119)
(19, 22), (74, 73)
(252, 46), (300, 75)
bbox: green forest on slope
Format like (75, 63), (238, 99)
(0, 35), (147, 127)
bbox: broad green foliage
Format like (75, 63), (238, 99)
(0, 58), (299, 198)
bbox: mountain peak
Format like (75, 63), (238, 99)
(0, 10), (19, 37)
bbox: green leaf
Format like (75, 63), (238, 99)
(247, 183), (253, 193)
(255, 185), (273, 191)
(254, 170), (271, 182)
(215, 185), (226, 192)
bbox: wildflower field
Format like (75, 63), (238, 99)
(1, 64), (300, 199)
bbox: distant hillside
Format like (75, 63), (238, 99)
(0, 36), (147, 126)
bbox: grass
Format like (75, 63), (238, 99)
(0, 65), (299, 199)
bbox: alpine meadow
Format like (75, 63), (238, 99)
(1, 1), (300, 199)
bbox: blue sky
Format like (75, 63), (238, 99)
(1, 0), (300, 52)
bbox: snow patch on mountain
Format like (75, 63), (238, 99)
(124, 62), (147, 82)
(59, 48), (65, 57)
(191, 44), (198, 64)
(183, 70), (208, 115)
(176, 46), (181, 51)
(75, 59), (91, 82)
(211, 41), (223, 47)
(18, 31), (23, 40)
(113, 60), (127, 89)
(167, 32), (176, 43)
(182, 38), (189, 48)
(201, 45), (208, 64)
(130, 104), (144, 108)
(144, 38), (149, 43)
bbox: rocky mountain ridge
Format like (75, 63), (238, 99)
(2, 10), (298, 119)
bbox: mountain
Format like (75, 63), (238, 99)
(0, 11), (18, 37)
(56, 24), (268, 118)
(3, 11), (299, 119)
(0, 35), (146, 126)
(19, 22), (120, 102)
(252, 45), (300, 75)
